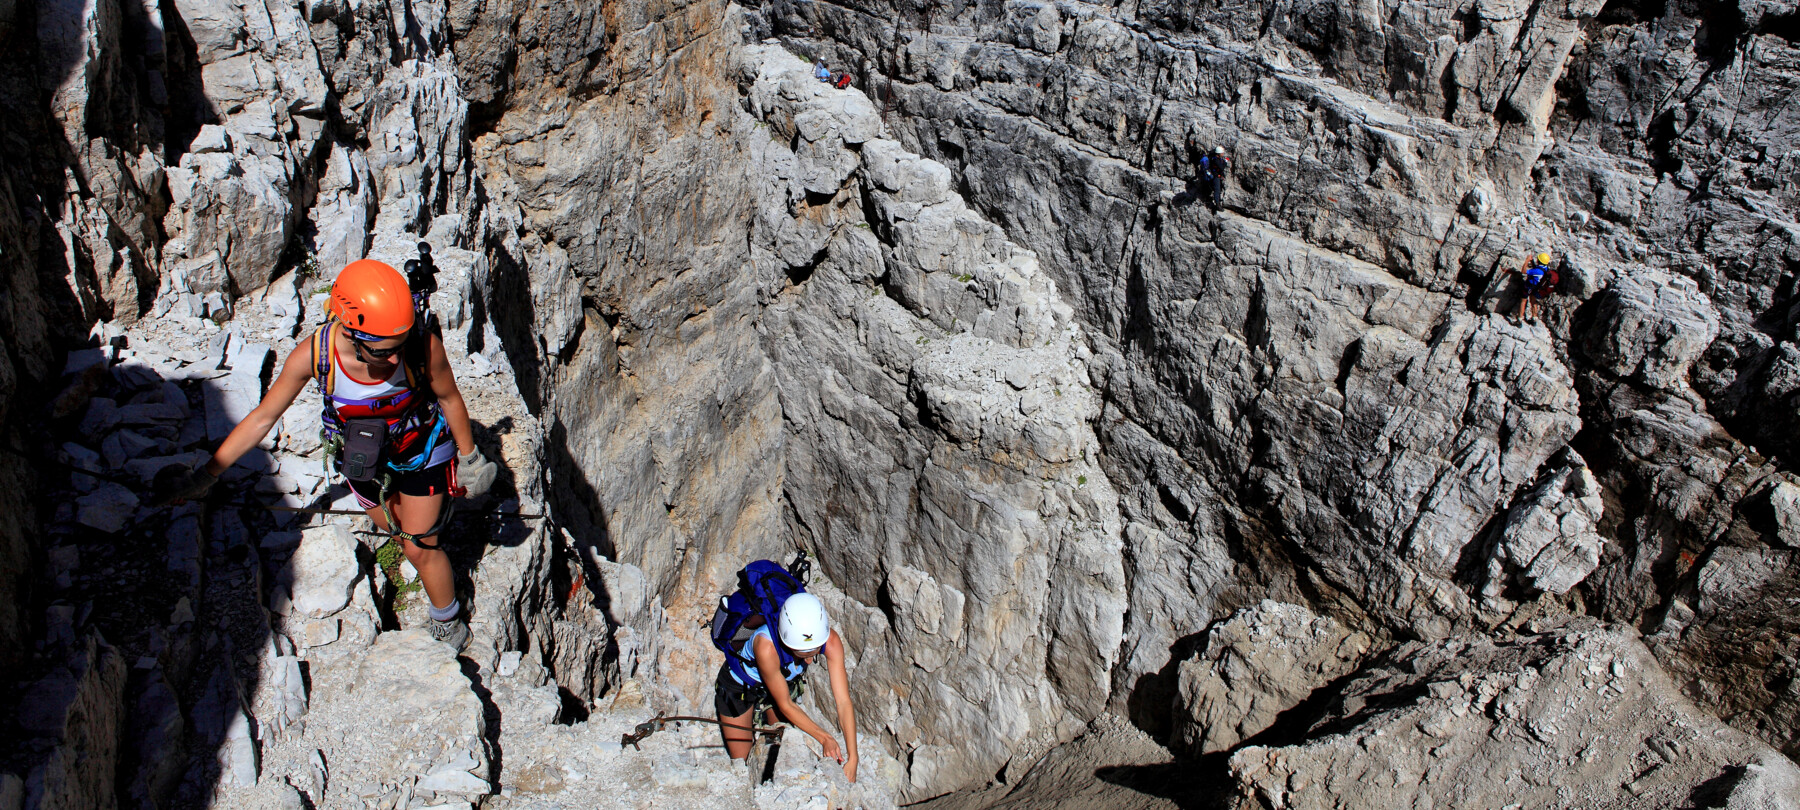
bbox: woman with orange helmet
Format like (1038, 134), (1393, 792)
(161, 257), (497, 650)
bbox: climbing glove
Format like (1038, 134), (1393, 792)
(154, 465), (218, 505)
(458, 446), (498, 499)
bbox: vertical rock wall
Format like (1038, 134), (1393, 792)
(743, 0), (1800, 762)
(745, 50), (1124, 796)
(463, 0), (1134, 791)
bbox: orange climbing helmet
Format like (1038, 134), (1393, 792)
(329, 259), (415, 337)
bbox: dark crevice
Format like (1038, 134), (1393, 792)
(555, 685), (590, 724)
(1597, 0), (1668, 27)
(786, 244), (829, 286)
(461, 657), (505, 789)
(1755, 10), (1800, 45)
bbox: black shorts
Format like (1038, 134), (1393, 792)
(713, 663), (802, 719)
(345, 460), (453, 509)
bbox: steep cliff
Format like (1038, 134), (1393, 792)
(1, 0), (1798, 807)
(744, 0), (1800, 769)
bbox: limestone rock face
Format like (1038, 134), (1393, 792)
(17, 635), (128, 810)
(1172, 601), (1371, 757)
(1484, 454), (1607, 601)
(267, 524), (359, 620)
(1582, 268), (1720, 389)
(745, 0), (1800, 771)
(159, 0), (332, 298)
(1228, 622), (1800, 810)
(299, 630), (490, 805)
(745, 49), (1124, 797)
(5, 0), (1800, 804)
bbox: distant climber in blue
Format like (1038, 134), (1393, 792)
(1199, 145), (1231, 210)
(1513, 252), (1560, 323)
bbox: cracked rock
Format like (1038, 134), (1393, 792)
(1172, 601), (1371, 756)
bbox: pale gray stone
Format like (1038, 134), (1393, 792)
(1582, 268), (1721, 390)
(171, 0), (245, 63)
(189, 124), (231, 154)
(1769, 481), (1800, 549)
(1172, 601), (1371, 756)
(1696, 546), (1793, 617)
(297, 631), (489, 805)
(1722, 753), (1800, 810)
(1229, 623), (1798, 809)
(1486, 455), (1607, 600)
(74, 483), (139, 533)
(269, 524), (360, 619)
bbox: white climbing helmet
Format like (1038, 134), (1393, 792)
(779, 593), (830, 652)
(1213, 145), (1226, 155)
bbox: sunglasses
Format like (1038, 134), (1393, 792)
(347, 329), (407, 360)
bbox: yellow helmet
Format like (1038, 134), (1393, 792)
(1535, 252), (1552, 265)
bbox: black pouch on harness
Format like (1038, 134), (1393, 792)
(339, 419), (388, 481)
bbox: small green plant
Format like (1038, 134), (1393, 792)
(296, 248), (322, 281)
(1077, 475), (1088, 486)
(376, 539), (422, 600)
(957, 273), (973, 283)
(1054, 388), (1062, 397)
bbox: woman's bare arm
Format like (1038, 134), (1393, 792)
(825, 630), (857, 778)
(202, 341), (315, 475)
(756, 636), (843, 760)
(425, 333), (476, 456)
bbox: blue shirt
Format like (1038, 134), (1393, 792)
(730, 625), (809, 685)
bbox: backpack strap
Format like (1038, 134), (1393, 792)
(314, 324), (339, 398)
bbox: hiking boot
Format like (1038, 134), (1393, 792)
(429, 615), (470, 652)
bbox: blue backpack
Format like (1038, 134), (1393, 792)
(710, 559), (811, 683)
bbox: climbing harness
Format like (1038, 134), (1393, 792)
(314, 244), (462, 547)
(620, 714), (785, 751)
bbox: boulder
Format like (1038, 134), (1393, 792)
(1769, 481), (1800, 549)
(268, 524), (360, 619)
(1695, 546), (1793, 617)
(299, 631), (490, 804)
(1228, 622), (1800, 809)
(1172, 601), (1372, 756)
(171, 0), (246, 63)
(189, 124), (231, 154)
(125, 671), (186, 808)
(1721, 753), (1800, 810)
(1582, 269), (1721, 389)
(190, 661), (258, 789)
(74, 483), (139, 533)
(1485, 455), (1606, 600)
